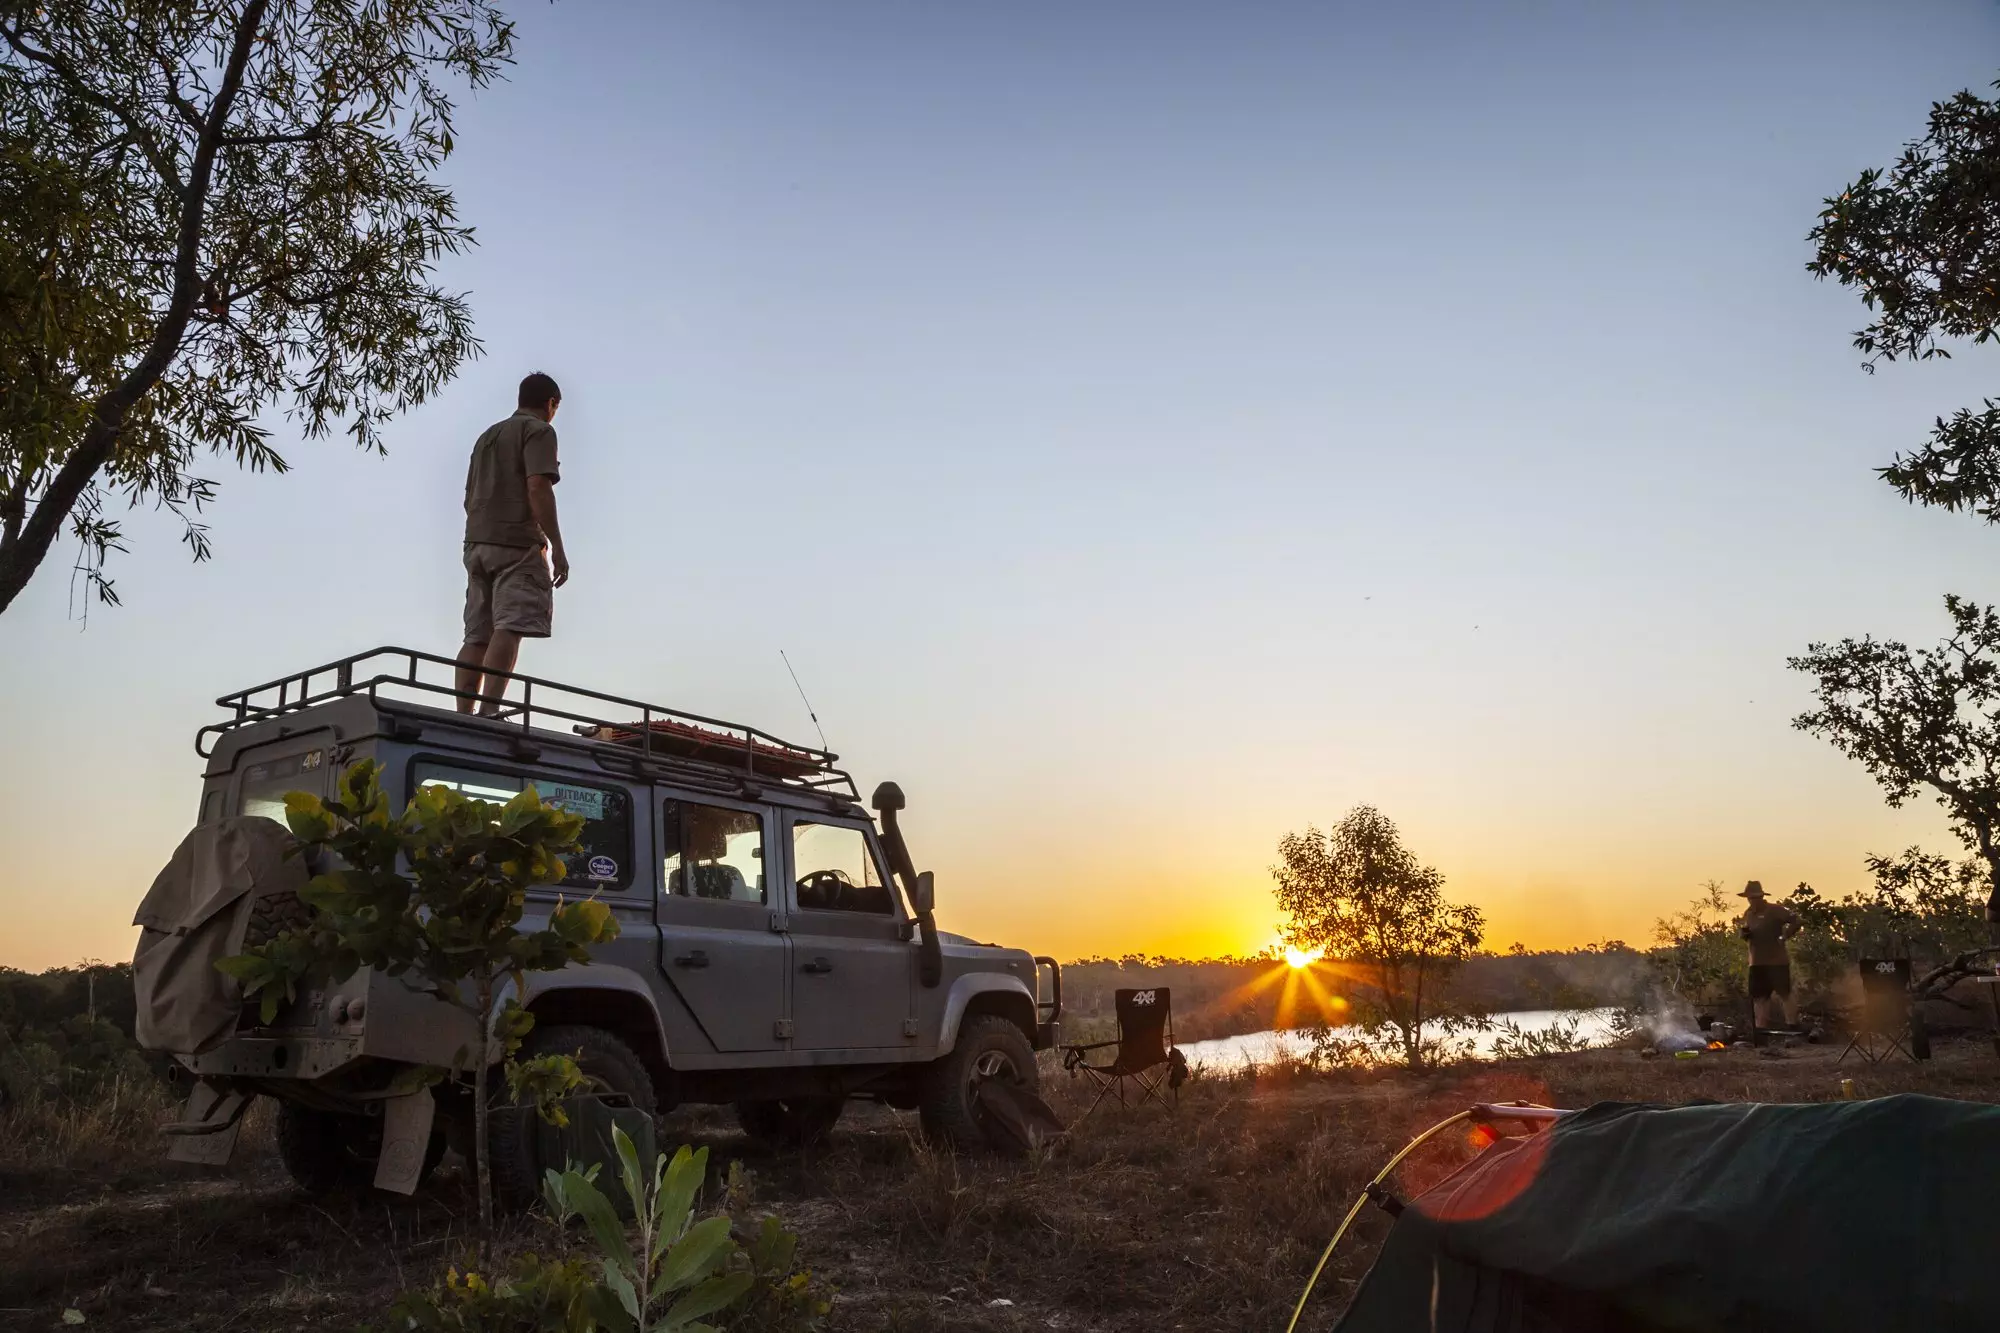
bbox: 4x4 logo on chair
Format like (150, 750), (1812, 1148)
(1059, 986), (1187, 1117)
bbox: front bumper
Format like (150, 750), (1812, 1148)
(1033, 955), (1062, 1050)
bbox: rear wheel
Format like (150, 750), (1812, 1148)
(275, 1102), (444, 1195)
(490, 1025), (656, 1209)
(918, 1015), (1038, 1154)
(734, 1096), (845, 1148)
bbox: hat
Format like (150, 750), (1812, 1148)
(1738, 880), (1765, 898)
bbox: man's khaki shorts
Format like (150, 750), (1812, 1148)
(463, 542), (553, 640)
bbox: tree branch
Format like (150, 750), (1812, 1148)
(220, 125), (330, 148)
(0, 18), (188, 198)
(0, 0), (270, 615)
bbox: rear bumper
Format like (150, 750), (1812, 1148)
(179, 1034), (362, 1081)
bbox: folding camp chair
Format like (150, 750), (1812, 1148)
(1060, 987), (1187, 1117)
(1839, 958), (1916, 1065)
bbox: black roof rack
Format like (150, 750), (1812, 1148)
(198, 646), (858, 799)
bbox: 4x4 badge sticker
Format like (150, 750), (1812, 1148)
(587, 855), (618, 881)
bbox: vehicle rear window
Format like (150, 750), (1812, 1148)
(237, 748), (328, 824)
(412, 761), (633, 891)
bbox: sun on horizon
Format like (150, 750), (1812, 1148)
(1284, 945), (1323, 970)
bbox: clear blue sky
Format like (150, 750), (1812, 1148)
(5, 1), (2000, 968)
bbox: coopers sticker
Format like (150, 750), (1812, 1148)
(587, 855), (618, 881)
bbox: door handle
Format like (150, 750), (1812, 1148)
(801, 956), (834, 975)
(673, 950), (710, 969)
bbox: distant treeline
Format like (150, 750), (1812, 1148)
(0, 963), (159, 1110)
(1057, 944), (1648, 1043)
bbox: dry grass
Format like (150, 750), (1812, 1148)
(1, 1039), (1995, 1330)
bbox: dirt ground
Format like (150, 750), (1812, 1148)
(3, 1037), (1996, 1332)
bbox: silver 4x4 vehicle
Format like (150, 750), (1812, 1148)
(137, 647), (1060, 1199)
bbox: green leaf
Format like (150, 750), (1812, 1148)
(563, 1168), (635, 1276)
(601, 1257), (641, 1323)
(653, 1215), (736, 1296)
(653, 1145), (707, 1250)
(749, 1214), (797, 1275)
(612, 1122), (648, 1225)
(654, 1271), (753, 1331)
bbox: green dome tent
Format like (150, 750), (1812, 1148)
(1328, 1095), (1999, 1332)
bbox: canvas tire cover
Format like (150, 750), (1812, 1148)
(131, 815), (309, 1054)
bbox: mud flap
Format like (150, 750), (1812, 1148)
(164, 1082), (251, 1166)
(372, 1090), (438, 1195)
(972, 1080), (1067, 1154)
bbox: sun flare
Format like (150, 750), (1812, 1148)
(1284, 946), (1322, 969)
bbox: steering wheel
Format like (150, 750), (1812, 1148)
(797, 868), (854, 910)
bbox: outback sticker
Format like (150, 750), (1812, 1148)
(587, 855), (618, 881)
(546, 785), (607, 821)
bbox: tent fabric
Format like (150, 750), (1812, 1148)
(131, 816), (308, 1054)
(1332, 1095), (2000, 1333)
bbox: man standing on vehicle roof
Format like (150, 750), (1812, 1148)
(1736, 879), (1801, 1032)
(455, 372), (569, 717)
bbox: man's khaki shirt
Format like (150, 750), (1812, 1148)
(464, 409), (560, 549)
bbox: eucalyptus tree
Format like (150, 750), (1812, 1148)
(1809, 76), (2000, 521)
(0, 0), (514, 611)
(1272, 805), (1485, 1069)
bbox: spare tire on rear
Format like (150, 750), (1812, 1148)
(131, 817), (310, 1054)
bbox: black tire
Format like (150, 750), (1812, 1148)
(489, 1024), (657, 1210)
(918, 1015), (1038, 1154)
(275, 1101), (444, 1195)
(734, 1096), (845, 1148)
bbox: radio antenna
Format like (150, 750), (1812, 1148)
(780, 649), (831, 752)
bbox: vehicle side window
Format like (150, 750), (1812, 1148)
(791, 822), (894, 914)
(663, 800), (765, 904)
(412, 762), (633, 890)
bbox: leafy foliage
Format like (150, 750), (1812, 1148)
(1649, 880), (1747, 1015)
(1807, 76), (2000, 520)
(1271, 805), (1485, 1068)
(386, 1255), (603, 1333)
(1648, 856), (1989, 1019)
(381, 1127), (831, 1332)
(0, 963), (160, 1109)
(1788, 595), (2000, 917)
(0, 0), (513, 611)
(1487, 1012), (1595, 1060)
(540, 1131), (751, 1332)
(219, 759), (619, 1231)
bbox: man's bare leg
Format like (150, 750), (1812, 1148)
(478, 630), (523, 716)
(455, 640), (489, 714)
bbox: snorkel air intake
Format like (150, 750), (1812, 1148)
(873, 781), (943, 988)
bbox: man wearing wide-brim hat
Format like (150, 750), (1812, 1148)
(1736, 880), (1801, 1030)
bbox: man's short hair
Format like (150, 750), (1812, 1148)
(518, 371), (561, 410)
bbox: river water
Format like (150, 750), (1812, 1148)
(1174, 1008), (1622, 1068)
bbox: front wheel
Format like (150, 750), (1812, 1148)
(735, 1096), (845, 1148)
(918, 1015), (1038, 1154)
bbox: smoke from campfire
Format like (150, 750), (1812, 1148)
(1640, 985), (1708, 1053)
